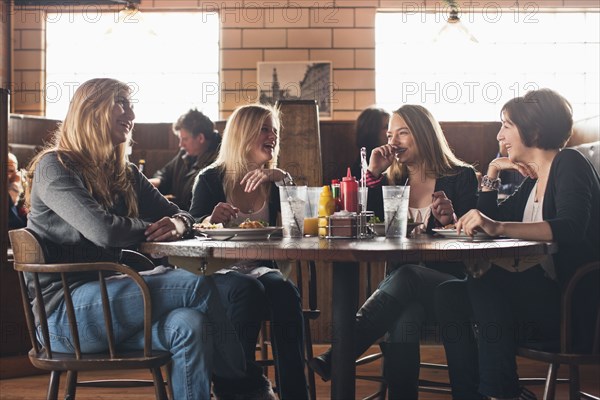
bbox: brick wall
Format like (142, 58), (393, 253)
(8, 0), (600, 119)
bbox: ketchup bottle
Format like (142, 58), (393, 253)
(341, 167), (358, 212)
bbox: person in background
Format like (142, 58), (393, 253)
(350, 106), (390, 180)
(436, 88), (600, 400)
(310, 105), (478, 399)
(24, 78), (271, 400)
(7, 152), (27, 229)
(149, 108), (221, 210)
(190, 104), (309, 400)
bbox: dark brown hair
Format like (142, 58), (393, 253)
(501, 88), (573, 150)
(173, 108), (218, 141)
(355, 107), (389, 154)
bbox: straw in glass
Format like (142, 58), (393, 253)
(360, 147), (368, 210)
(283, 181), (302, 235)
(385, 177), (410, 236)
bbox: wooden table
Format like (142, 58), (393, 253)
(140, 235), (556, 399)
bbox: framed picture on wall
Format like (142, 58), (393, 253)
(257, 61), (333, 119)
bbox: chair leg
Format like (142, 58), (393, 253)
(47, 370), (61, 400)
(151, 367), (169, 400)
(65, 371), (77, 400)
(303, 318), (317, 400)
(376, 357), (387, 399)
(569, 364), (581, 400)
(259, 321), (270, 376)
(163, 361), (174, 400)
(543, 363), (560, 400)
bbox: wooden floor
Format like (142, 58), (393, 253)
(0, 345), (598, 399)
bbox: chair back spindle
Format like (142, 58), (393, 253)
(8, 228), (171, 400)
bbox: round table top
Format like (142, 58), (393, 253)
(139, 235), (556, 264)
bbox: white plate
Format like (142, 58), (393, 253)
(432, 228), (493, 239)
(195, 227), (282, 241)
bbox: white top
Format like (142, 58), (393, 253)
(409, 204), (431, 233)
(522, 182), (556, 280)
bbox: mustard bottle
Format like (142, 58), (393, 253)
(318, 185), (335, 238)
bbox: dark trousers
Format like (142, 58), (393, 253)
(436, 266), (560, 399)
(380, 263), (462, 343)
(214, 271), (308, 400)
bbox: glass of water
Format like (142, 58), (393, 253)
(382, 185), (410, 238)
(279, 186), (307, 238)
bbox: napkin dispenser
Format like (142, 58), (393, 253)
(327, 211), (374, 239)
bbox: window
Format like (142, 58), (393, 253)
(46, 10), (219, 122)
(376, 9), (599, 121)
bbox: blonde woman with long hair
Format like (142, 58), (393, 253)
(24, 78), (271, 400)
(310, 104), (478, 399)
(190, 104), (309, 400)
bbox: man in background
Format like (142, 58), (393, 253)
(149, 109), (221, 211)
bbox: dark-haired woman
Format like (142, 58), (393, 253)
(436, 88), (600, 400)
(350, 106), (390, 179)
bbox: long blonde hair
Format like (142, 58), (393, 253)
(215, 104), (280, 197)
(26, 78), (138, 216)
(387, 105), (470, 183)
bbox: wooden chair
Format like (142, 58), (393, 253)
(517, 261), (600, 400)
(257, 260), (321, 400)
(8, 228), (172, 400)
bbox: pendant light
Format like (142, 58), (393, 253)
(434, 0), (478, 44)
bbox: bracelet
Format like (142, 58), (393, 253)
(481, 175), (501, 191)
(172, 213), (194, 238)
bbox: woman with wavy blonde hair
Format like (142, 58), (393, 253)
(190, 103), (309, 400)
(27, 78), (138, 215)
(24, 78), (269, 400)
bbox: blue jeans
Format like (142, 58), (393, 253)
(46, 268), (249, 400)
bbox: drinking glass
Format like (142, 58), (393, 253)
(304, 187), (321, 236)
(382, 186), (410, 238)
(279, 186), (307, 238)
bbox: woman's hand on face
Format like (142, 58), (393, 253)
(431, 191), (456, 226)
(210, 202), (239, 225)
(145, 216), (185, 242)
(368, 144), (400, 177)
(456, 209), (501, 237)
(240, 168), (274, 193)
(488, 157), (537, 179)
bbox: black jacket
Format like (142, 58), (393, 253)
(153, 136), (221, 211)
(189, 165), (281, 226)
(477, 149), (600, 284)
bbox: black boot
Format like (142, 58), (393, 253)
(309, 290), (402, 381)
(380, 342), (420, 400)
(213, 362), (277, 400)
